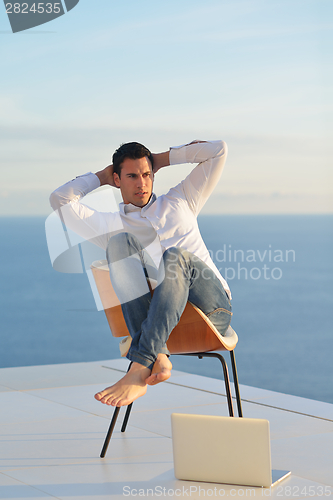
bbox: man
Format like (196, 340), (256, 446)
(50, 139), (232, 408)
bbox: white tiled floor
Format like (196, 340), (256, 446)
(0, 359), (332, 499)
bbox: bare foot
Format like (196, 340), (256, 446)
(94, 362), (151, 407)
(145, 354), (172, 386)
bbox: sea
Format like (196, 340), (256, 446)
(0, 215), (332, 404)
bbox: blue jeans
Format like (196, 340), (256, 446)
(106, 233), (232, 369)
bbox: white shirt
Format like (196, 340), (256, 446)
(49, 140), (230, 296)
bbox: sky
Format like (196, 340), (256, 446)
(1, 0), (332, 215)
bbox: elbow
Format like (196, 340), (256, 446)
(49, 191), (61, 212)
(218, 140), (228, 159)
(207, 140), (227, 161)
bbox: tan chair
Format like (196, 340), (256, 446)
(91, 260), (243, 458)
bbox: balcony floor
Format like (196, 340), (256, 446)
(0, 358), (332, 499)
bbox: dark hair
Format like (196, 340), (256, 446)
(112, 142), (154, 178)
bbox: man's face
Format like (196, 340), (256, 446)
(113, 156), (154, 207)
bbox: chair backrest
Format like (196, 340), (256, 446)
(90, 260), (238, 354)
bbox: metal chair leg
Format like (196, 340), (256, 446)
(230, 350), (243, 417)
(198, 352), (234, 417)
(100, 402), (133, 458)
(100, 406), (120, 458)
(121, 403), (133, 432)
(179, 352), (235, 417)
(100, 362), (133, 458)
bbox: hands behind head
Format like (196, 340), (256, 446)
(95, 164), (119, 188)
(101, 143), (205, 183)
(151, 151), (170, 174)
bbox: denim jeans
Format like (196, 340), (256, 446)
(106, 233), (232, 369)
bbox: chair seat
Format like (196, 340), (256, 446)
(167, 303), (238, 354)
(90, 260), (238, 354)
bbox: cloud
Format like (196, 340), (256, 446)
(201, 192), (333, 215)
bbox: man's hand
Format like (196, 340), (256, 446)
(95, 164), (118, 188)
(189, 140), (207, 145)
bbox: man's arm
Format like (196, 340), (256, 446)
(169, 140), (228, 216)
(151, 151), (170, 174)
(49, 167), (122, 248)
(151, 142), (206, 174)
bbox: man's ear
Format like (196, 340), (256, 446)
(113, 171), (121, 188)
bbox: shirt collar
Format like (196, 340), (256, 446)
(119, 193), (156, 215)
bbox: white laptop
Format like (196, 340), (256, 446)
(171, 413), (290, 488)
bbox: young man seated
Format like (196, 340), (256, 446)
(49, 139), (232, 407)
